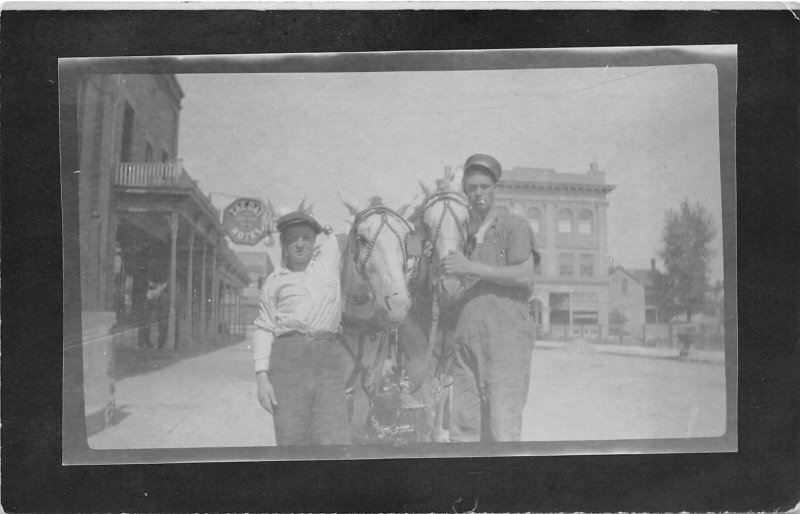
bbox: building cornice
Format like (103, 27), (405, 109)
(154, 74), (184, 111)
(497, 181), (616, 195)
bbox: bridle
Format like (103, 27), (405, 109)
(419, 190), (470, 260)
(350, 199), (416, 278)
(417, 191), (471, 290)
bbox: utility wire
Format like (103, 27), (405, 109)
(314, 67), (658, 118)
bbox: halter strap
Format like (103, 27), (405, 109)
(350, 203), (413, 277)
(421, 191), (469, 255)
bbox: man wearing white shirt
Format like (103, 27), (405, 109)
(253, 211), (349, 446)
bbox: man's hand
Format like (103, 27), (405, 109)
(256, 372), (278, 413)
(440, 251), (476, 277)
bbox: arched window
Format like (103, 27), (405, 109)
(579, 209), (594, 234)
(527, 207), (541, 233)
(558, 208), (573, 233)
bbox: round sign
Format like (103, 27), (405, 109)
(222, 198), (273, 245)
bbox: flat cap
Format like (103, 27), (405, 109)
(464, 153), (502, 183)
(276, 211), (323, 234)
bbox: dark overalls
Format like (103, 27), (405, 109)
(268, 331), (350, 446)
(449, 214), (536, 442)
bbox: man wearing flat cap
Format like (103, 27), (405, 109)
(253, 210), (350, 446)
(440, 153), (539, 442)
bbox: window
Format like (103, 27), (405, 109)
(145, 142), (153, 162)
(579, 209), (594, 234)
(580, 253), (594, 277)
(120, 101), (135, 162)
(558, 209), (573, 233)
(559, 253), (574, 277)
(527, 207), (541, 233)
(161, 149), (170, 163)
(621, 278), (628, 295)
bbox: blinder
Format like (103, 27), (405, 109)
(405, 233), (423, 258)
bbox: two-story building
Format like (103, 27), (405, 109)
(608, 261), (669, 342)
(76, 73), (250, 349)
(494, 162), (615, 339)
(69, 73), (251, 433)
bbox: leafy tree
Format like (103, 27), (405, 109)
(658, 199), (717, 323)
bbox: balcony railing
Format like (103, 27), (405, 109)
(114, 161), (220, 220)
(115, 162), (193, 188)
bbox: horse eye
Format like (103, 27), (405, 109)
(357, 235), (368, 245)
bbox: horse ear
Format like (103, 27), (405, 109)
(338, 190), (364, 216)
(397, 192), (421, 218)
(444, 166), (455, 182)
(419, 181), (433, 198)
(297, 197), (306, 212)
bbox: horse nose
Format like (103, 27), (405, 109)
(383, 292), (410, 320)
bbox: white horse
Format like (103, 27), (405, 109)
(402, 167), (471, 442)
(338, 194), (418, 443)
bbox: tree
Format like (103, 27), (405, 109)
(658, 199), (717, 323)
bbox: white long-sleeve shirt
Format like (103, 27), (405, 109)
(253, 234), (342, 372)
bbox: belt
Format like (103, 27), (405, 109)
(277, 330), (339, 341)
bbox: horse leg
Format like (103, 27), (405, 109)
(430, 385), (450, 442)
(342, 332), (374, 444)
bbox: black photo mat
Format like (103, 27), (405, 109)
(1, 8), (799, 513)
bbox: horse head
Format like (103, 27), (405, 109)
(411, 167), (471, 306)
(339, 192), (414, 326)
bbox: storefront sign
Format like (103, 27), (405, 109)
(222, 198), (274, 245)
(572, 310), (599, 325)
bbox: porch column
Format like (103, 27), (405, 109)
(239, 287), (245, 336)
(236, 288), (242, 336)
(200, 243), (208, 341)
(210, 247), (219, 342)
(221, 281), (228, 334)
(167, 212), (179, 350)
(185, 227), (195, 345)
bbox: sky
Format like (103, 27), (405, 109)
(176, 62), (725, 280)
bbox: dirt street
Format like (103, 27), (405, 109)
(523, 345), (726, 441)
(88, 338), (727, 449)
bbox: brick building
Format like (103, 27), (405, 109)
(494, 162), (615, 339)
(74, 72), (251, 350)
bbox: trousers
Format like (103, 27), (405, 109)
(268, 334), (350, 446)
(449, 293), (535, 442)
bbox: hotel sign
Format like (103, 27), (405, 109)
(222, 198), (274, 245)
